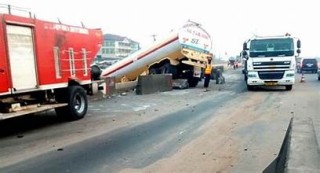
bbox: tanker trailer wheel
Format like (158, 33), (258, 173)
(188, 77), (199, 87)
(55, 86), (88, 121)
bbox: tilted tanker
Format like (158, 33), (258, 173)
(100, 21), (212, 88)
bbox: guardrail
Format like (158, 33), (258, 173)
(0, 4), (32, 18)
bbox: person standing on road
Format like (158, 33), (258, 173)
(204, 55), (213, 92)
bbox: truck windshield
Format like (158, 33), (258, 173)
(249, 38), (294, 57)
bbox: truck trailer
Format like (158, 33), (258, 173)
(0, 5), (103, 120)
(99, 21), (213, 88)
(241, 34), (301, 91)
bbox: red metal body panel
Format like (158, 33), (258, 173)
(34, 20), (102, 85)
(0, 14), (11, 93)
(0, 14), (103, 95)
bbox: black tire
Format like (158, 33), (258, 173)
(55, 86), (88, 121)
(160, 63), (171, 74)
(285, 85), (292, 91)
(215, 70), (222, 84)
(318, 76), (320, 81)
(188, 77), (199, 87)
(149, 68), (158, 74)
(244, 75), (248, 81)
(247, 84), (254, 91)
(210, 69), (216, 80)
(91, 65), (101, 80)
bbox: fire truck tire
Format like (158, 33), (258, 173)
(55, 86), (88, 120)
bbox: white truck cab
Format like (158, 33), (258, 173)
(242, 34), (301, 91)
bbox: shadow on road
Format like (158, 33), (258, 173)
(0, 111), (64, 138)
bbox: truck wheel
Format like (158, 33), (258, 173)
(55, 86), (88, 120)
(215, 70), (222, 84)
(188, 77), (199, 87)
(91, 65), (101, 80)
(149, 68), (158, 74)
(160, 63), (171, 74)
(247, 84), (254, 91)
(285, 85), (292, 91)
(211, 69), (217, 80)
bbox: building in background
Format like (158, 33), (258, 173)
(99, 34), (140, 63)
(93, 34), (140, 69)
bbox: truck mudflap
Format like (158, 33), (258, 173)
(0, 103), (67, 120)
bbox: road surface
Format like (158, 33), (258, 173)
(0, 68), (319, 173)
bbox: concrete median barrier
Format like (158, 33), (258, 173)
(103, 77), (116, 97)
(136, 74), (172, 95)
(263, 117), (320, 173)
(115, 80), (137, 92)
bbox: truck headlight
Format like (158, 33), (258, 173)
(286, 73), (294, 77)
(248, 73), (257, 78)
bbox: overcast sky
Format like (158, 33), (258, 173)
(1, 0), (320, 58)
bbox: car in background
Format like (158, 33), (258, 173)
(297, 58), (318, 73)
(295, 57), (302, 71)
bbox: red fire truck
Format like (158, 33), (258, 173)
(0, 5), (103, 121)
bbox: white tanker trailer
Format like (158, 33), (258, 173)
(100, 21), (212, 87)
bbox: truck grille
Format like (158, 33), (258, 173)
(253, 61), (291, 70)
(258, 71), (284, 79)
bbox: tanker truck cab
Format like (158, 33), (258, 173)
(242, 34), (301, 91)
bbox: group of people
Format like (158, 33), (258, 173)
(228, 59), (239, 69)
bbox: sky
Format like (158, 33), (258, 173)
(1, 0), (320, 59)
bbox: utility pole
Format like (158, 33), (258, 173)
(151, 34), (157, 42)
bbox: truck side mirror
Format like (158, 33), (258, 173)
(242, 50), (247, 56)
(243, 42), (248, 50)
(297, 40), (301, 48)
(241, 50), (248, 60)
(297, 49), (301, 54)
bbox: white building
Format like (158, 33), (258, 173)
(100, 34), (140, 61)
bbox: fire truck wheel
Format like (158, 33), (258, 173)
(55, 86), (88, 120)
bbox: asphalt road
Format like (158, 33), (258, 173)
(0, 68), (319, 173)
(0, 70), (244, 173)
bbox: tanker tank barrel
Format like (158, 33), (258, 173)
(100, 21), (213, 88)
